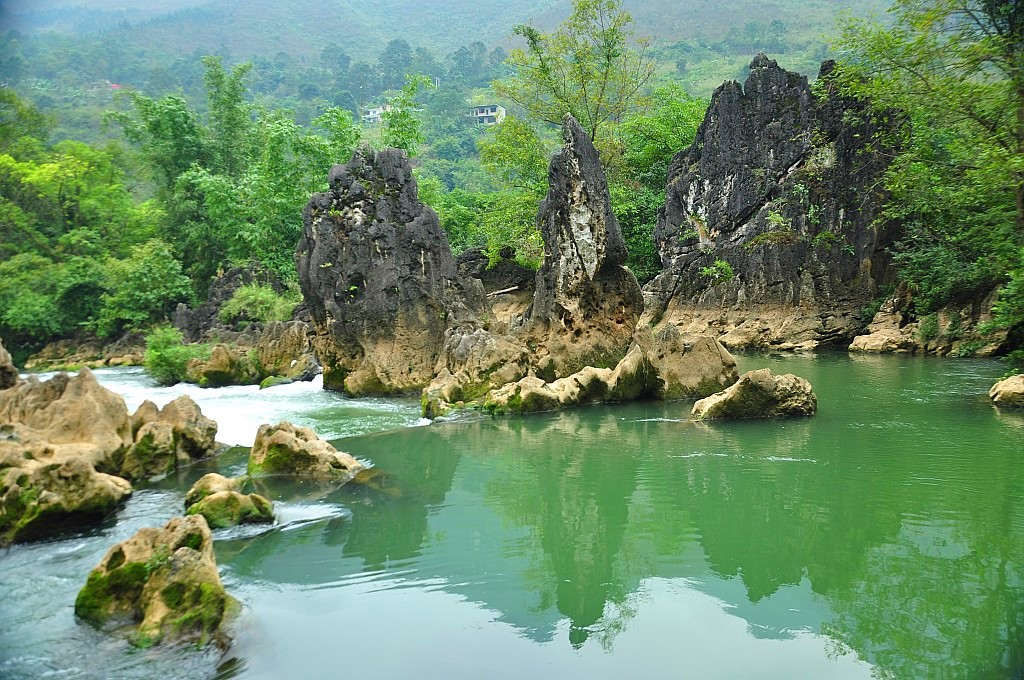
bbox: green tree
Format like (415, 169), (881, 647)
(95, 239), (192, 337)
(836, 0), (1024, 315)
(382, 75), (432, 155)
(495, 0), (655, 141)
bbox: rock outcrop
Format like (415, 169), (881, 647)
(646, 54), (901, 350)
(990, 374), (1024, 408)
(522, 115), (643, 376)
(849, 286), (1007, 356)
(297, 145), (485, 395)
(74, 514), (234, 647)
(482, 330), (738, 415)
(119, 396), (220, 481)
(0, 338), (18, 390)
(174, 264), (286, 343)
(0, 455), (132, 546)
(692, 368), (817, 419)
(0, 368), (134, 468)
(184, 473), (273, 528)
(182, 320), (320, 388)
(248, 421), (365, 480)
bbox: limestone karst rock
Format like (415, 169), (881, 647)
(691, 368), (817, 420)
(522, 114), (643, 376)
(647, 54), (901, 350)
(297, 145), (485, 395)
(184, 473), (273, 529)
(74, 514), (234, 647)
(0, 454), (132, 546)
(989, 374), (1024, 409)
(248, 421), (365, 480)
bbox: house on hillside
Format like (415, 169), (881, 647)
(469, 104), (505, 125)
(361, 104), (391, 125)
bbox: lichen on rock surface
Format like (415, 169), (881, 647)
(74, 514), (235, 648)
(248, 421), (364, 480)
(692, 368), (817, 420)
(296, 145), (485, 395)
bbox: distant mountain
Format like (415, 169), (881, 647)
(4, 0), (891, 62)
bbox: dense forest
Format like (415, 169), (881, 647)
(0, 0), (1021, 370)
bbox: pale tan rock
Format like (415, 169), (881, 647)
(184, 473), (242, 509)
(186, 489), (273, 528)
(74, 514), (233, 647)
(0, 453), (132, 546)
(249, 421), (364, 480)
(692, 368), (817, 419)
(119, 396), (219, 481)
(0, 368), (132, 468)
(990, 374), (1024, 409)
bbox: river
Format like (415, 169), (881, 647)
(1, 352), (1022, 679)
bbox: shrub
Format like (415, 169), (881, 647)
(218, 282), (301, 325)
(144, 325), (209, 386)
(700, 259), (734, 285)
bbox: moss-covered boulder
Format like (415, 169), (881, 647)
(118, 396), (220, 481)
(186, 490), (273, 529)
(183, 473), (273, 529)
(248, 421), (364, 480)
(989, 374), (1024, 408)
(692, 368), (817, 420)
(0, 452), (132, 546)
(184, 473), (241, 508)
(74, 514), (235, 648)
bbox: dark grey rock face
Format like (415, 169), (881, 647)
(647, 54), (901, 348)
(297, 146), (484, 394)
(174, 264), (284, 343)
(0, 338), (18, 390)
(522, 115), (642, 375)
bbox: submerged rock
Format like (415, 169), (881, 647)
(74, 514), (234, 648)
(248, 421), (365, 480)
(647, 54), (902, 349)
(990, 374), (1024, 408)
(0, 455), (132, 546)
(184, 473), (273, 529)
(692, 368), (817, 420)
(297, 145), (484, 395)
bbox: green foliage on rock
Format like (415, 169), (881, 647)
(143, 325), (210, 387)
(218, 282), (301, 325)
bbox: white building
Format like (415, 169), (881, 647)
(469, 104), (506, 125)
(361, 104), (391, 125)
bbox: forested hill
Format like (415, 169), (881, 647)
(5, 0), (890, 62)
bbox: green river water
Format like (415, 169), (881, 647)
(1, 352), (1022, 679)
